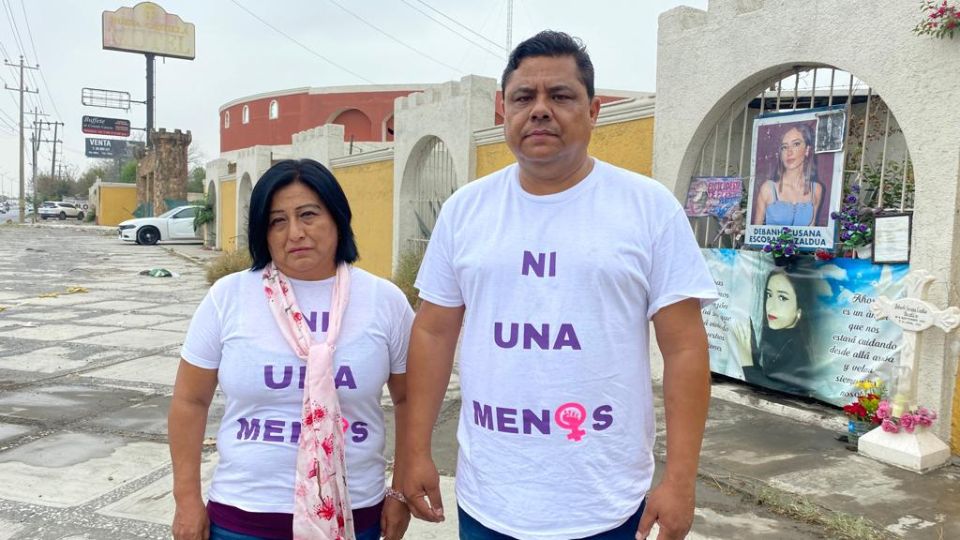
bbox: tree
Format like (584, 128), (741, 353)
(34, 173), (73, 202)
(119, 160), (138, 184)
(79, 164), (110, 186)
(187, 166), (205, 193)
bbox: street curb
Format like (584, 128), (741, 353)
(711, 382), (848, 432)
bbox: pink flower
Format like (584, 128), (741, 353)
(900, 413), (917, 433)
(917, 414), (934, 427)
(293, 311), (303, 322)
(876, 400), (892, 420)
(882, 419), (899, 433)
(322, 435), (334, 456)
(316, 496), (335, 520)
(307, 459), (318, 479)
(264, 286), (274, 296)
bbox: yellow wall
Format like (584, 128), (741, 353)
(332, 159), (394, 279)
(475, 141), (516, 179)
(474, 117), (655, 179)
(952, 371), (960, 454)
(219, 179), (237, 252)
(97, 184), (138, 226)
(589, 117), (655, 176)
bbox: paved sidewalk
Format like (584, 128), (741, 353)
(0, 225), (956, 539)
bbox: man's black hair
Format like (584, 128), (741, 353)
(501, 30), (595, 99)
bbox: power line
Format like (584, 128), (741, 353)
(414, 0), (506, 52)
(229, 0), (376, 84)
(0, 0), (39, 114)
(0, 37), (38, 113)
(0, 22), (41, 116)
(1, 0), (26, 60)
(326, 0), (463, 75)
(18, 0), (60, 119)
(398, 0), (504, 60)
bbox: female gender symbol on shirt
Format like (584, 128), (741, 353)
(554, 402), (587, 442)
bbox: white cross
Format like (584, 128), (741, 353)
(871, 270), (960, 416)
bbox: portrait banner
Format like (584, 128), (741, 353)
(684, 176), (743, 219)
(745, 106), (846, 250)
(700, 249), (910, 406)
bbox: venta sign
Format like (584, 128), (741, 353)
(85, 137), (130, 159)
(82, 115), (131, 137)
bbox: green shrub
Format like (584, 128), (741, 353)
(392, 249), (424, 309)
(206, 249), (252, 285)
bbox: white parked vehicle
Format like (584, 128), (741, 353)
(117, 205), (203, 245)
(39, 201), (84, 220)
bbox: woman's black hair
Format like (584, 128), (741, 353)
(501, 30), (595, 99)
(247, 158), (358, 270)
(753, 266), (818, 393)
(760, 267), (815, 335)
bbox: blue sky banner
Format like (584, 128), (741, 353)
(701, 249), (910, 406)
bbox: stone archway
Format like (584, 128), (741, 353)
(237, 173), (253, 249)
(682, 65), (912, 249)
(653, 0), (960, 449)
(398, 135), (458, 257)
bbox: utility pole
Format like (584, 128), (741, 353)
(145, 53), (154, 147)
(4, 56), (39, 223)
(29, 109), (49, 215)
(49, 120), (63, 177)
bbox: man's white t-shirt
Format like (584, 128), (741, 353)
(182, 266), (414, 513)
(415, 159), (718, 539)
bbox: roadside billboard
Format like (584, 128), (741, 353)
(85, 138), (144, 159)
(82, 116), (131, 137)
(102, 2), (196, 60)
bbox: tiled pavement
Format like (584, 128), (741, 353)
(0, 224), (461, 539)
(0, 224), (846, 539)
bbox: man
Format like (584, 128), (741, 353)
(402, 30), (717, 540)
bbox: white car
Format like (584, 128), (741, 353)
(39, 201), (84, 220)
(118, 205), (203, 245)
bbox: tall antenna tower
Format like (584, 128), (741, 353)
(506, 0), (514, 57)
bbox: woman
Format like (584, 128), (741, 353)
(169, 159), (413, 540)
(752, 124), (824, 226)
(733, 267), (817, 395)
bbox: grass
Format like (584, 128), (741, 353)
(391, 249), (424, 309)
(205, 249), (252, 285)
(705, 473), (892, 540)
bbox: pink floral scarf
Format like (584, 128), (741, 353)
(263, 262), (355, 540)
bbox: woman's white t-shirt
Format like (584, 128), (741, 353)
(181, 266), (414, 512)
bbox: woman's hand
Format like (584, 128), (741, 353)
(171, 495), (209, 540)
(733, 319), (754, 367)
(380, 496), (411, 540)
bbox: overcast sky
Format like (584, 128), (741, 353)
(0, 0), (707, 197)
